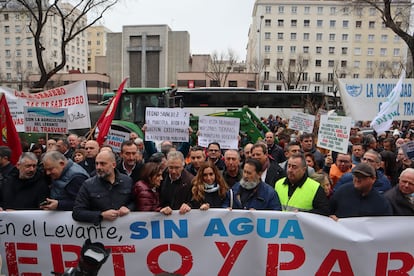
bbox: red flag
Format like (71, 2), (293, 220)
(96, 78), (128, 145)
(0, 94), (22, 165)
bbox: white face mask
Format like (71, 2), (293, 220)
(239, 178), (259, 190)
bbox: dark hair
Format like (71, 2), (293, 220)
(121, 140), (137, 152)
(244, 158), (262, 173)
(140, 162), (162, 187)
(148, 152), (165, 163)
(285, 140), (301, 151)
(0, 146), (11, 159)
(191, 146), (205, 152)
(380, 150), (398, 186)
(207, 142), (221, 150)
(30, 143), (44, 153)
(251, 142), (267, 154)
(299, 133), (314, 141)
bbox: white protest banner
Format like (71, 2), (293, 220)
(198, 116), (240, 149)
(24, 107), (68, 134)
(337, 78), (413, 121)
(288, 111), (315, 133)
(145, 107), (190, 142)
(0, 211), (413, 275)
(0, 81), (90, 132)
(106, 129), (130, 152)
(317, 115), (352, 153)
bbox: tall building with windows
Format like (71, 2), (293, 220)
(247, 0), (410, 92)
(87, 25), (111, 73)
(0, 1), (87, 90)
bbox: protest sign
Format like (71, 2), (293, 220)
(106, 129), (130, 152)
(198, 116), (240, 149)
(145, 108), (190, 142)
(288, 111), (315, 133)
(24, 107), (68, 134)
(0, 211), (412, 275)
(317, 115), (352, 153)
(1, 81), (90, 132)
(400, 141), (414, 160)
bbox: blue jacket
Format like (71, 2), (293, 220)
(223, 181), (282, 211)
(334, 169), (391, 194)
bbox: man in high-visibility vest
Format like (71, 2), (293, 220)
(275, 153), (329, 215)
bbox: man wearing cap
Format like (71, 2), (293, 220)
(329, 163), (392, 220)
(384, 168), (414, 215)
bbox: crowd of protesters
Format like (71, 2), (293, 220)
(0, 116), (413, 224)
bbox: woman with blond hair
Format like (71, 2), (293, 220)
(179, 162), (229, 213)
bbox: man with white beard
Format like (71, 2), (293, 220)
(224, 158), (281, 210)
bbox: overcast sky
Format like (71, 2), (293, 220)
(100, 0), (256, 61)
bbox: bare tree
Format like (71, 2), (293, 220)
(274, 54), (309, 90)
(206, 49), (238, 87)
(9, 0), (118, 89)
(356, 0), (414, 76)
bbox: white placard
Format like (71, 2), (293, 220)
(288, 111), (315, 133)
(145, 107), (190, 142)
(1, 81), (90, 132)
(23, 106), (68, 134)
(106, 129), (130, 153)
(317, 115), (352, 153)
(198, 116), (240, 149)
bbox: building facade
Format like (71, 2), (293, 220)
(87, 25), (111, 73)
(0, 1), (87, 90)
(247, 0), (410, 93)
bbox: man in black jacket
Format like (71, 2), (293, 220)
(385, 168), (414, 215)
(0, 152), (49, 210)
(72, 150), (135, 224)
(117, 140), (143, 183)
(251, 142), (285, 188)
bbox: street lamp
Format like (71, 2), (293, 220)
(257, 15), (264, 90)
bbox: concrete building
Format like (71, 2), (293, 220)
(247, 0), (410, 92)
(87, 25), (111, 73)
(0, 1), (87, 90)
(106, 25), (190, 90)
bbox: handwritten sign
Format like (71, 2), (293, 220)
(288, 111), (315, 133)
(145, 108), (190, 142)
(106, 129), (130, 152)
(1, 81), (90, 132)
(401, 141), (414, 160)
(198, 116), (240, 149)
(24, 106), (68, 134)
(317, 115), (352, 153)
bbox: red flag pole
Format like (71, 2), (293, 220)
(0, 94), (22, 165)
(95, 78), (128, 145)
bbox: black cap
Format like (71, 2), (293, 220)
(352, 163), (376, 177)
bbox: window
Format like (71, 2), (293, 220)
(393, 62), (400, 70)
(356, 21), (362, 28)
(4, 14), (9, 21)
(276, 71), (283, 81)
(330, 20), (336, 28)
(353, 74), (359, 79)
(354, 61), (360, 68)
(369, 8), (376, 16)
(330, 7), (336, 15)
(317, 20), (323, 27)
(329, 34), (335, 41)
(343, 7), (350, 14)
(265, 32), (271, 40)
(394, 48), (400, 56)
(265, 19), (271, 27)
(356, 8), (363, 16)
(304, 6), (310, 14)
(15, 25), (21, 33)
(290, 33), (297, 40)
(16, 49), (21, 57)
(5, 49), (11, 57)
(27, 49), (32, 57)
(303, 60), (309, 67)
(342, 47), (348, 54)
(264, 58), (270, 66)
(355, 34), (362, 42)
(97, 40), (101, 45)
(291, 20), (297, 27)
(279, 6), (284, 13)
(4, 26), (10, 33)
(316, 33), (322, 41)
(367, 48), (374, 55)
(16, 61), (21, 68)
(369, 21), (375, 28)
(380, 61), (386, 68)
(277, 33), (283, 40)
(290, 46), (296, 53)
(26, 37), (32, 45)
(342, 34), (348, 41)
(277, 45), (283, 52)
(315, 73), (321, 82)
(88, 41), (91, 46)
(291, 6), (297, 14)
(303, 46), (309, 53)
(368, 34), (374, 41)
(304, 20), (310, 27)
(380, 48), (387, 56)
(394, 35), (401, 42)
(6, 73), (11, 81)
(5, 38), (11, 46)
(328, 60), (334, 67)
(328, 73), (334, 81)
(277, 19), (283, 27)
(6, 61), (11, 68)
(228, 81), (238, 87)
(343, 20), (349, 28)
(302, 72), (308, 81)
(264, 45), (271, 53)
(381, 35), (388, 42)
(341, 61), (347, 67)
(303, 33), (310, 40)
(315, 60), (322, 67)
(265, 6), (271, 14)
(289, 59), (296, 66)
(316, 47), (322, 54)
(16, 37), (21, 45)
(317, 7), (323, 14)
(277, 59), (283, 66)
(354, 48), (361, 55)
(27, 60), (32, 69)
(367, 61), (373, 69)
(329, 47), (335, 54)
